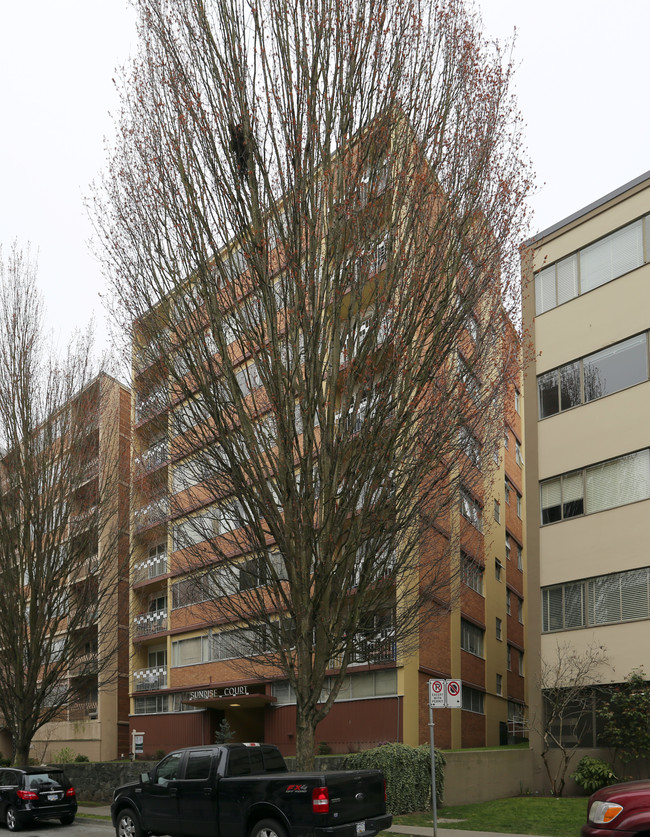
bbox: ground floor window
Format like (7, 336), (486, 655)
(271, 668), (397, 705)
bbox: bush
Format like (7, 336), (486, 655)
(0, 753), (10, 767)
(571, 757), (619, 794)
(52, 747), (76, 764)
(343, 743), (445, 814)
(154, 749), (166, 761)
(75, 754), (90, 762)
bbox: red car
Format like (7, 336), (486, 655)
(582, 780), (650, 837)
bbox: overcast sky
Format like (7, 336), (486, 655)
(1, 0), (648, 359)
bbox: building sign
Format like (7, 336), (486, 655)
(188, 685), (251, 701)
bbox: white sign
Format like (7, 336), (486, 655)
(445, 679), (462, 708)
(428, 678), (462, 708)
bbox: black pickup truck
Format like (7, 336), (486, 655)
(111, 742), (392, 837)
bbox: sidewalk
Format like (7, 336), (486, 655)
(388, 828), (546, 837)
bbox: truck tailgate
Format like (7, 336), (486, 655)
(324, 770), (386, 824)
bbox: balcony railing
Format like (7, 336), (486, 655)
(70, 653), (98, 678)
(135, 389), (169, 422)
(133, 666), (168, 692)
(134, 610), (168, 637)
(68, 700), (98, 721)
(133, 498), (169, 531)
(134, 440), (168, 475)
(133, 554), (168, 584)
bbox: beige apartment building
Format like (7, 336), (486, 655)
(522, 171), (650, 761)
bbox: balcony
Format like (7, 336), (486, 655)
(133, 553), (168, 585)
(68, 700), (98, 721)
(133, 666), (168, 692)
(134, 440), (168, 476)
(70, 652), (98, 678)
(133, 498), (169, 531)
(135, 388), (169, 423)
(134, 610), (168, 637)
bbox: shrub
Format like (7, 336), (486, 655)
(52, 747), (76, 764)
(571, 757), (619, 794)
(75, 754), (90, 762)
(154, 749), (167, 761)
(317, 742), (332, 755)
(343, 743), (445, 814)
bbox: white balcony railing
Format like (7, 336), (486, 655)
(132, 554), (168, 584)
(133, 498), (169, 530)
(134, 610), (168, 637)
(133, 666), (168, 692)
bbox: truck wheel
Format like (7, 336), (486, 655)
(250, 818), (288, 837)
(116, 807), (144, 837)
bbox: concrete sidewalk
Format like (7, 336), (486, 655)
(388, 827), (546, 837)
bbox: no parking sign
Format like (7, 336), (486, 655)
(428, 678), (462, 708)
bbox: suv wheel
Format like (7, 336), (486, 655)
(6, 806), (21, 832)
(116, 807), (143, 837)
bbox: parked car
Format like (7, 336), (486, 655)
(582, 779), (650, 837)
(0, 766), (77, 831)
(111, 742), (391, 837)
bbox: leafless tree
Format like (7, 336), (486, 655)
(0, 243), (129, 764)
(538, 642), (609, 796)
(93, 0), (531, 766)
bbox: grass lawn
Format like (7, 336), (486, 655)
(387, 796), (588, 837)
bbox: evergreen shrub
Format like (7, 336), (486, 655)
(571, 756), (619, 794)
(343, 743), (445, 814)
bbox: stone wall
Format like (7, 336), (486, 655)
(51, 761), (157, 802)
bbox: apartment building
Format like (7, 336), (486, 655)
(0, 373), (131, 761)
(128, 134), (527, 756)
(522, 172), (650, 753)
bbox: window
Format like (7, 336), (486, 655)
(460, 488), (482, 531)
(461, 552), (484, 595)
(517, 545), (523, 571)
(518, 597), (523, 623)
(541, 449), (650, 524)
(538, 333), (649, 418)
(496, 674), (503, 696)
(462, 686), (484, 714)
(518, 651), (524, 676)
(496, 617), (502, 641)
(504, 430), (509, 449)
(507, 646), (512, 671)
(534, 218), (644, 315)
(495, 559), (503, 581)
(186, 751), (212, 780)
(494, 500), (500, 523)
(515, 440), (523, 467)
(504, 481), (511, 504)
(458, 355), (479, 401)
(460, 427), (481, 469)
(505, 535), (511, 561)
(516, 493), (522, 518)
(514, 389), (521, 414)
(506, 590), (511, 615)
(460, 619), (484, 657)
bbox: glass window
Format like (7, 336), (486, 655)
(496, 618), (502, 641)
(496, 674), (503, 695)
(580, 220), (643, 293)
(559, 362), (581, 411)
(185, 751), (212, 780)
(562, 472), (584, 519)
(585, 449), (650, 514)
(538, 369), (559, 418)
(461, 619), (484, 657)
(556, 254), (579, 305)
(495, 559), (503, 581)
(462, 686), (485, 714)
(494, 500), (500, 523)
(584, 334), (648, 402)
(541, 478), (562, 524)
(535, 266), (556, 315)
(156, 753), (183, 784)
(461, 553), (484, 595)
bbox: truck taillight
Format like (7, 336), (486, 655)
(312, 786), (329, 813)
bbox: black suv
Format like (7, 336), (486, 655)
(0, 766), (77, 831)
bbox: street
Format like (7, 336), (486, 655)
(8, 817), (114, 837)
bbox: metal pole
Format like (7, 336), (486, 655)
(428, 686), (438, 837)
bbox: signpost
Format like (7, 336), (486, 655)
(428, 679), (463, 836)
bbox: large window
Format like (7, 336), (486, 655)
(460, 487), (482, 531)
(535, 217), (646, 315)
(540, 449), (650, 524)
(461, 552), (484, 595)
(460, 619), (484, 657)
(271, 669), (397, 705)
(462, 686), (485, 714)
(538, 333), (649, 418)
(542, 566), (650, 632)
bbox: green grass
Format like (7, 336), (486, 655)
(387, 796), (588, 837)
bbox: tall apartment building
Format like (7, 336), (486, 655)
(522, 172), (650, 756)
(128, 127), (527, 756)
(0, 373), (132, 761)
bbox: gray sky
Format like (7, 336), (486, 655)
(1, 0), (648, 357)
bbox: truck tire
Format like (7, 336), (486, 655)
(250, 818), (288, 837)
(116, 806), (144, 837)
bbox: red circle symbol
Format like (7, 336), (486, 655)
(431, 680), (443, 693)
(447, 681), (460, 696)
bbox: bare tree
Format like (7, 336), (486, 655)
(0, 243), (129, 764)
(537, 642), (609, 797)
(93, 0), (531, 766)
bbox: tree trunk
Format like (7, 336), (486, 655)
(295, 711), (316, 771)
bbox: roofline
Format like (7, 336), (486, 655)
(525, 169), (650, 247)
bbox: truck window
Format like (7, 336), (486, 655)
(226, 749), (251, 777)
(156, 752), (183, 784)
(249, 748), (264, 774)
(261, 746), (286, 773)
(185, 751), (212, 780)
